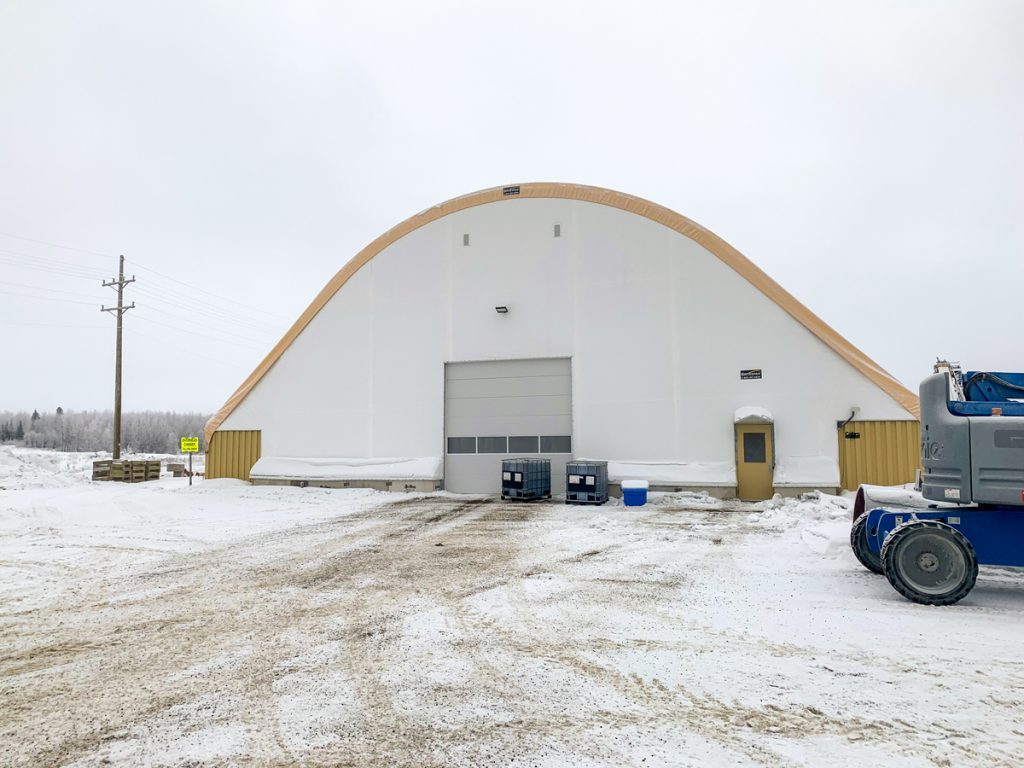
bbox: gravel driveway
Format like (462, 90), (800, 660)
(3, 491), (1024, 767)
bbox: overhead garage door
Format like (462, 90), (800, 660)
(445, 358), (572, 494)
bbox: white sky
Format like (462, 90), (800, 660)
(1, 1), (1022, 413)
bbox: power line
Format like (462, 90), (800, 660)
(134, 302), (278, 344)
(128, 260), (290, 320)
(0, 253), (109, 281)
(0, 260), (106, 282)
(0, 230), (294, 323)
(0, 246), (290, 329)
(0, 247), (109, 273)
(133, 310), (273, 348)
(0, 279), (107, 301)
(131, 297), (284, 341)
(0, 231), (113, 260)
(0, 276), (282, 346)
(132, 313), (269, 351)
(125, 326), (255, 370)
(1, 252), (287, 344)
(2, 241), (286, 337)
(0, 289), (98, 306)
(0, 321), (106, 328)
(131, 283), (284, 334)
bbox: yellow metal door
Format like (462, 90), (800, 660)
(736, 424), (774, 500)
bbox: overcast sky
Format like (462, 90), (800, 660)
(1, 1), (1021, 414)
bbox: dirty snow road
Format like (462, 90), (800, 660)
(2, 468), (1024, 766)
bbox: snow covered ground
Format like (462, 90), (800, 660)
(2, 446), (1024, 767)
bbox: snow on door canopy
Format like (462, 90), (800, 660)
(734, 406), (773, 424)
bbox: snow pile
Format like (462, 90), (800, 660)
(773, 456), (840, 487)
(647, 490), (726, 508)
(250, 455), (442, 480)
(605, 460), (735, 486)
(605, 489), (727, 509)
(0, 446), (97, 488)
(748, 491), (853, 527)
(747, 491), (854, 557)
(0, 446), (201, 490)
(733, 405), (773, 423)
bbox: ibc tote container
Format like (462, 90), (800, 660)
(565, 460), (608, 505)
(501, 458), (551, 500)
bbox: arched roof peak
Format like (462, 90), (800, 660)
(205, 182), (918, 442)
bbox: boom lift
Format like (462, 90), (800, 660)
(850, 361), (1024, 605)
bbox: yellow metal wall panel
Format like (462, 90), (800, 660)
(838, 421), (920, 490)
(206, 430), (261, 481)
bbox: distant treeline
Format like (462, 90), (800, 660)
(0, 409), (209, 453)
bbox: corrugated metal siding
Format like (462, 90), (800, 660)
(206, 430), (261, 481)
(838, 420), (920, 490)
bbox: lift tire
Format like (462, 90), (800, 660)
(881, 520), (978, 606)
(850, 511), (884, 574)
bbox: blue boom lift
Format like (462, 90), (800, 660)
(850, 362), (1024, 605)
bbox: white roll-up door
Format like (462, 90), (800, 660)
(445, 358), (572, 494)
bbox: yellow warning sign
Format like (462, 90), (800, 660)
(180, 437), (200, 453)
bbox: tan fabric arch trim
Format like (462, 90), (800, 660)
(204, 182), (918, 442)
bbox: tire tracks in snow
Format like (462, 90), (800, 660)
(0, 496), (506, 767)
(1, 497), (1022, 767)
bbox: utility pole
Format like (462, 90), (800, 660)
(101, 255), (135, 459)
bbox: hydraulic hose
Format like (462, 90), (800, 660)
(962, 372), (1024, 397)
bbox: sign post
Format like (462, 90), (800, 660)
(180, 436), (200, 486)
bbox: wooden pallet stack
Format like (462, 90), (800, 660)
(92, 459), (161, 482)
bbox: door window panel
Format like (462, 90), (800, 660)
(447, 437), (476, 454)
(540, 435), (572, 453)
(743, 432), (766, 463)
(509, 436), (540, 453)
(477, 436), (508, 454)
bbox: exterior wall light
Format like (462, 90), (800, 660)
(495, 306), (509, 314)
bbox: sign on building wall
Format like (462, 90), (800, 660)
(740, 369), (763, 380)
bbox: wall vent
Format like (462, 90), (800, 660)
(553, 224), (561, 237)
(463, 233), (470, 246)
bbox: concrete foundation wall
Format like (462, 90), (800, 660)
(250, 478), (442, 493)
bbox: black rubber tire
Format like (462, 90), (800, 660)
(881, 520), (978, 606)
(850, 511), (884, 574)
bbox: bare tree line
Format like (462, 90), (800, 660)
(0, 409), (208, 454)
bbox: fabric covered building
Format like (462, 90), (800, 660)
(205, 183), (919, 499)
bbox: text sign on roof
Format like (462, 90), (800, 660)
(180, 437), (200, 453)
(740, 369), (763, 380)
